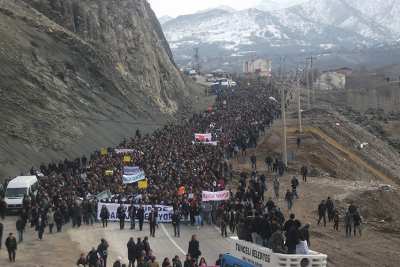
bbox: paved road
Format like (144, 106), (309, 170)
(0, 216), (234, 266)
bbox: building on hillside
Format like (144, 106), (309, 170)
(333, 67), (353, 76)
(243, 59), (272, 77)
(316, 71), (346, 90)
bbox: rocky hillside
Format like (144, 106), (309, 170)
(0, 0), (200, 178)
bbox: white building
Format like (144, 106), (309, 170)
(243, 59), (272, 77)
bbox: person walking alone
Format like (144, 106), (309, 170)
(129, 203), (137, 230)
(250, 154), (257, 170)
(5, 233), (17, 262)
(149, 209), (157, 237)
(172, 210), (181, 237)
(138, 205), (145, 231)
(117, 204), (126, 230)
(300, 166), (308, 183)
(100, 205), (110, 228)
(16, 216), (25, 242)
(285, 189), (293, 211)
(188, 235), (201, 265)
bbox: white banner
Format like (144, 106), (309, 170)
(97, 203), (174, 222)
(202, 190), (230, 202)
(115, 149), (136, 154)
(192, 141), (218, 146)
(195, 133), (212, 142)
(122, 166), (146, 184)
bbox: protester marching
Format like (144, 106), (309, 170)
(0, 82), (361, 265)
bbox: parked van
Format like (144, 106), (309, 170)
(5, 175), (38, 211)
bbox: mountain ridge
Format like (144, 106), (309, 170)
(161, 0), (400, 69)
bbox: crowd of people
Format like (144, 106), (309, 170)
(0, 84), (281, 263)
(0, 80), (362, 265)
(75, 234), (222, 267)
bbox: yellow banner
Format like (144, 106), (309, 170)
(138, 179), (148, 189)
(100, 148), (107, 156)
(105, 170), (113, 176)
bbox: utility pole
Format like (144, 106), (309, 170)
(306, 56), (315, 107)
(281, 84), (288, 167)
(305, 58), (311, 110)
(296, 69), (302, 134)
(194, 47), (200, 74)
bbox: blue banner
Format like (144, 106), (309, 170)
(122, 166), (146, 184)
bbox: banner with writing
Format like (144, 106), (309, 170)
(202, 190), (230, 202)
(123, 166), (146, 184)
(194, 133), (212, 142)
(97, 203), (174, 222)
(115, 148), (137, 154)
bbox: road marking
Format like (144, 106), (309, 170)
(161, 224), (186, 255)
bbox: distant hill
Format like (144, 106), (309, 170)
(161, 0), (400, 71)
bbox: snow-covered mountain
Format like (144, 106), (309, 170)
(256, 0), (308, 11)
(161, 0), (400, 69)
(158, 15), (173, 24)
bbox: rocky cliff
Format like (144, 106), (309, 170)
(0, 0), (198, 178)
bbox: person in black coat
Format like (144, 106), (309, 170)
(285, 220), (300, 254)
(16, 217), (25, 243)
(0, 197), (6, 220)
(87, 247), (99, 267)
(172, 210), (181, 237)
(188, 235), (201, 264)
(129, 204), (137, 230)
(100, 205), (110, 228)
(127, 237), (136, 267)
(37, 216), (46, 240)
(135, 237), (144, 262)
(117, 204), (126, 230)
(5, 233), (17, 262)
(325, 197), (335, 222)
(283, 214), (296, 237)
(149, 209), (157, 237)
(137, 205), (145, 231)
(220, 210), (229, 237)
(97, 238), (109, 267)
(317, 200), (327, 227)
(54, 208), (63, 232)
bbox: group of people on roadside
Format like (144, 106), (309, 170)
(317, 197), (362, 237)
(76, 234), (215, 267)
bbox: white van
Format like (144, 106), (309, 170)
(5, 175), (38, 210)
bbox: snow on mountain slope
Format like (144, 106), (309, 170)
(256, 0), (308, 11)
(161, 0), (400, 69)
(159, 15), (173, 24)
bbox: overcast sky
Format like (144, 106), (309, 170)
(147, 0), (305, 18)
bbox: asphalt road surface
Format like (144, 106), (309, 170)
(0, 216), (232, 267)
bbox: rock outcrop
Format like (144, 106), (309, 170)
(0, 0), (196, 178)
